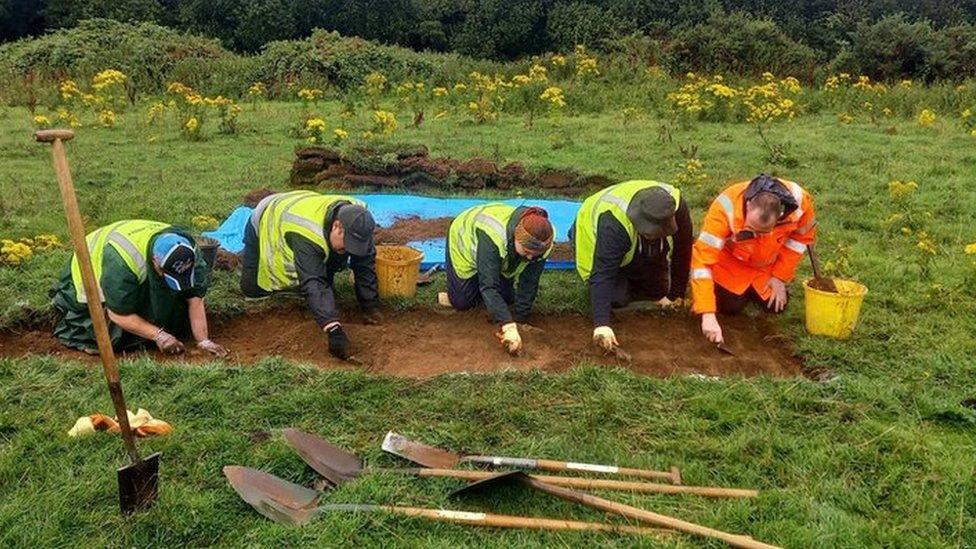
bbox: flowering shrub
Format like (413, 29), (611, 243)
(371, 110), (398, 136)
(917, 109), (936, 126)
(1, 234), (62, 266)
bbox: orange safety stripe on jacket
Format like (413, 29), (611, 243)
(690, 180), (817, 314)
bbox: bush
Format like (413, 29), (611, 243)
(255, 29), (438, 91)
(0, 18), (227, 91)
(667, 11), (819, 78)
(546, 2), (634, 52)
(848, 15), (936, 81)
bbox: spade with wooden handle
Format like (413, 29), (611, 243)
(383, 430), (682, 484)
(35, 129), (160, 514)
(223, 465), (670, 538)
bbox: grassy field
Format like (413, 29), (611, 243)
(1, 101), (975, 547)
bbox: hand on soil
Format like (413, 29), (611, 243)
(701, 313), (724, 344)
(326, 324), (351, 359)
(592, 326), (618, 352)
(363, 309), (383, 325)
(154, 330), (185, 354)
(497, 322), (523, 356)
(765, 277), (788, 313)
(197, 339), (229, 358)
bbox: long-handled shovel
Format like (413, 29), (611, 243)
(284, 429), (755, 498)
(36, 129), (160, 514)
(383, 430), (683, 484)
(223, 465), (669, 537)
(453, 471), (780, 549)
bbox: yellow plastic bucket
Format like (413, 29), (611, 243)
(803, 278), (868, 339)
(375, 245), (424, 298)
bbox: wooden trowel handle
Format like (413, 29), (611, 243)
(807, 244), (824, 279)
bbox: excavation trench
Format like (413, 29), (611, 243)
(0, 307), (803, 378)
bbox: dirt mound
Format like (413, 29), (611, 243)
(550, 242), (574, 261)
(374, 216), (453, 245)
(0, 308), (804, 379)
(290, 145), (607, 196)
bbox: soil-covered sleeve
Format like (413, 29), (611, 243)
(589, 212), (631, 327)
(668, 197), (694, 300)
(513, 256), (545, 322)
(475, 229), (513, 325)
(286, 232), (338, 327)
(350, 250), (380, 311)
(101, 246), (143, 315)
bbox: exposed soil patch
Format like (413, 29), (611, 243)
(374, 216), (454, 246)
(550, 242), (574, 261)
(0, 308), (803, 379)
(290, 145), (607, 197)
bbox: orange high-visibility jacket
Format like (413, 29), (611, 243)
(690, 180), (817, 314)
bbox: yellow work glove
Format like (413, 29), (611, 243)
(497, 322), (523, 355)
(592, 326), (618, 352)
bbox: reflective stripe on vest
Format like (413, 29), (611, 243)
(574, 180), (681, 281)
(255, 191), (363, 291)
(72, 220), (171, 303)
(449, 203), (519, 280)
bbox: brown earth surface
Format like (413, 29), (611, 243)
(0, 307), (803, 379)
(374, 216), (454, 245)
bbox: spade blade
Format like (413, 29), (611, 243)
(223, 466), (320, 525)
(118, 452), (160, 514)
(450, 471), (533, 499)
(283, 429), (364, 486)
(382, 431), (461, 469)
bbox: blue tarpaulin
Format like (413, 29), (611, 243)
(203, 194), (583, 270)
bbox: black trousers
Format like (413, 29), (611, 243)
(609, 244), (670, 307)
(444, 237), (514, 310)
(715, 284), (788, 315)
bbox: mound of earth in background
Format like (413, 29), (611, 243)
(289, 144), (613, 196)
(0, 307), (804, 379)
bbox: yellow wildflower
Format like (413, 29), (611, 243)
(372, 110), (398, 135)
(888, 180), (918, 200)
(91, 69), (126, 91)
(550, 54), (567, 67)
(838, 112), (854, 124)
(539, 86), (566, 109)
(453, 83), (468, 92)
(32, 115), (51, 127)
(247, 82), (267, 97)
(333, 128), (348, 141)
(305, 118), (327, 132)
(192, 215), (219, 231)
(917, 109), (936, 126)
(432, 87), (448, 97)
(964, 243), (976, 255)
(185, 116), (199, 132)
(297, 88), (324, 102)
(167, 82), (193, 95)
(97, 110), (116, 127)
(1, 239), (33, 266)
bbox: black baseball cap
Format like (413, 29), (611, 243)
(335, 204), (376, 256)
(152, 233), (196, 291)
(626, 187), (677, 238)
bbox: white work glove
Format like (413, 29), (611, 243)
(592, 326), (618, 352)
(701, 313), (724, 344)
(497, 322), (522, 355)
(197, 338), (229, 358)
(154, 329), (185, 354)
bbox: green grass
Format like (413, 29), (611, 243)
(1, 102), (975, 547)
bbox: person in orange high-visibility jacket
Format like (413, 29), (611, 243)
(690, 174), (817, 344)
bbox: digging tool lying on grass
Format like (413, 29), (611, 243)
(383, 430), (682, 484)
(453, 471), (779, 549)
(806, 244), (839, 293)
(36, 129), (160, 514)
(284, 429), (754, 498)
(223, 466), (670, 537)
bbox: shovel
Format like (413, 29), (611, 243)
(222, 466), (668, 536)
(452, 471), (779, 549)
(806, 244), (838, 293)
(36, 129), (159, 514)
(383, 430), (681, 484)
(285, 429), (753, 498)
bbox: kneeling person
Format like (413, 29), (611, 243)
(441, 204), (554, 355)
(240, 190), (380, 360)
(51, 220), (226, 356)
(572, 180), (693, 352)
(691, 174), (817, 343)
